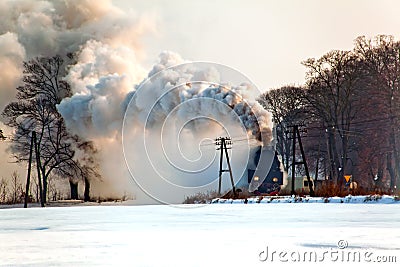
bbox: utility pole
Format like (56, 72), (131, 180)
(289, 125), (315, 197)
(24, 132), (35, 208)
(215, 137), (236, 197)
(33, 131), (45, 207)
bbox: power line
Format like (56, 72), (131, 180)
(200, 136), (259, 146)
(301, 115), (395, 132)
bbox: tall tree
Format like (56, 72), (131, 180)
(302, 50), (363, 185)
(258, 86), (308, 171)
(2, 56), (83, 203)
(354, 35), (400, 193)
(76, 140), (99, 202)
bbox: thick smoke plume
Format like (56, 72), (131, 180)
(0, 0), (153, 111)
(58, 51), (273, 203)
(1, 0), (272, 203)
(0, 0), (153, 198)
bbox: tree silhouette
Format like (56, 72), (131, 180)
(354, 35), (400, 192)
(302, 50), (363, 185)
(2, 56), (92, 204)
(258, 86), (308, 171)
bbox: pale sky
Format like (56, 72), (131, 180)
(115, 0), (400, 91)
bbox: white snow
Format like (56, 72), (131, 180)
(0, 203), (399, 266)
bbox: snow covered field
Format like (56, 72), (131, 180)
(1, 203), (399, 266)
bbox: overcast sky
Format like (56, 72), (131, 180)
(114, 0), (400, 91)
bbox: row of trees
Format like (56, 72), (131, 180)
(0, 172), (24, 204)
(2, 36), (398, 201)
(1, 56), (98, 206)
(0, 171), (64, 204)
(259, 35), (400, 193)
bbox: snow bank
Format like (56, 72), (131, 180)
(212, 195), (400, 204)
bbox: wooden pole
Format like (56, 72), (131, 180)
(223, 140), (236, 196)
(218, 138), (224, 195)
(296, 127), (315, 196)
(24, 132), (34, 208)
(33, 131), (45, 207)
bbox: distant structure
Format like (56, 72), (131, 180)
(247, 147), (284, 194)
(236, 146), (285, 194)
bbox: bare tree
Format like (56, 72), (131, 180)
(0, 178), (8, 203)
(354, 35), (400, 193)
(302, 50), (363, 185)
(10, 171), (23, 204)
(258, 86), (309, 171)
(2, 56), (85, 204)
(0, 130), (6, 200)
(30, 175), (39, 203)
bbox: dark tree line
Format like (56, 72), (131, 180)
(2, 56), (98, 205)
(259, 35), (400, 194)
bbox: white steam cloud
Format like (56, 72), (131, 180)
(58, 52), (273, 203)
(0, 0), (153, 110)
(0, 0), (154, 198)
(0, 0), (273, 203)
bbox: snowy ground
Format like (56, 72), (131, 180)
(0, 203), (399, 266)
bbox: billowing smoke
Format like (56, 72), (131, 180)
(0, 0), (273, 203)
(58, 52), (273, 203)
(0, 0), (153, 110)
(0, 0), (153, 195)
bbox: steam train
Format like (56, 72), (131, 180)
(245, 146), (284, 194)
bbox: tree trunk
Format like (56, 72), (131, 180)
(388, 91), (400, 193)
(42, 168), (48, 203)
(387, 153), (396, 192)
(35, 184), (39, 203)
(375, 157), (385, 189)
(70, 180), (78, 200)
(285, 138), (290, 172)
(330, 130), (341, 184)
(326, 128), (338, 181)
(33, 131), (45, 207)
(84, 177), (90, 202)
(390, 128), (400, 193)
(339, 132), (349, 190)
(24, 133), (34, 208)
